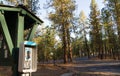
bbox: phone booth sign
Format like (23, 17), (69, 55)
(18, 41), (37, 73)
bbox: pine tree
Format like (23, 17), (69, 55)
(31, 0), (40, 14)
(101, 7), (117, 59)
(89, 0), (102, 59)
(79, 11), (90, 58)
(104, 0), (120, 59)
(48, 0), (76, 63)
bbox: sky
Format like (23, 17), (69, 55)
(39, 0), (105, 26)
(75, 0), (104, 17)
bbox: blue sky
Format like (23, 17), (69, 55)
(75, 0), (104, 17)
(39, 0), (104, 26)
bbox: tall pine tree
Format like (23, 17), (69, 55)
(48, 0), (76, 63)
(105, 0), (120, 59)
(89, 0), (102, 59)
(79, 11), (90, 58)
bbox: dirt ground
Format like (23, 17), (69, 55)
(0, 66), (12, 76)
(0, 64), (71, 76)
(0, 59), (120, 76)
(32, 64), (71, 76)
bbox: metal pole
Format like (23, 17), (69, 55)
(21, 73), (32, 76)
(30, 73), (32, 76)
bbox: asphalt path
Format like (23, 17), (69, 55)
(58, 59), (120, 76)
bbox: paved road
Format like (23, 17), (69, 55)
(57, 59), (120, 76)
(60, 73), (73, 76)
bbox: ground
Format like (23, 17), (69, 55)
(0, 58), (120, 76)
(32, 64), (70, 76)
(32, 59), (120, 76)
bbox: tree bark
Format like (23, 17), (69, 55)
(67, 28), (73, 62)
(62, 24), (68, 63)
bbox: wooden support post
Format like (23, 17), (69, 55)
(13, 11), (25, 76)
(16, 11), (25, 47)
(0, 11), (13, 54)
(27, 23), (38, 41)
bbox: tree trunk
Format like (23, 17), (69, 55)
(67, 28), (73, 62)
(62, 24), (68, 63)
(84, 31), (90, 58)
(85, 38), (90, 58)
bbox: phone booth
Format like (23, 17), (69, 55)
(18, 41), (37, 73)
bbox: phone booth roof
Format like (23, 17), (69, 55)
(0, 4), (43, 29)
(0, 4), (43, 54)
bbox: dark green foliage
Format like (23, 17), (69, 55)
(89, 0), (102, 58)
(47, 0), (76, 63)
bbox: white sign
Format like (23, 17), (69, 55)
(24, 47), (32, 69)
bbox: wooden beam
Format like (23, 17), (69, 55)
(0, 5), (43, 24)
(27, 23), (38, 41)
(0, 11), (13, 54)
(16, 12), (25, 47)
(0, 6), (20, 12)
(21, 9), (43, 24)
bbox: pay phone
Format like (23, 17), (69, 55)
(18, 41), (37, 73)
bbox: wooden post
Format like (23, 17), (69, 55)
(27, 23), (38, 41)
(12, 11), (26, 76)
(0, 11), (13, 54)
